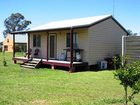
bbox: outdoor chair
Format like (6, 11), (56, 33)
(34, 48), (40, 58)
(24, 48), (32, 58)
(59, 52), (66, 61)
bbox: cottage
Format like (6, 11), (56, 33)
(2, 34), (27, 52)
(12, 15), (128, 71)
(3, 34), (13, 52)
(0, 42), (2, 52)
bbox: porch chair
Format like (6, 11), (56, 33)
(76, 52), (82, 62)
(59, 52), (66, 61)
(24, 48), (32, 58)
(34, 48), (40, 58)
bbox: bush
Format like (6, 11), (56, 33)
(105, 54), (122, 70)
(114, 61), (140, 105)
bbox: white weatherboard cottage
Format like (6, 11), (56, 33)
(12, 15), (128, 71)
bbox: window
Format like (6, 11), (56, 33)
(4, 45), (8, 51)
(7, 39), (9, 43)
(66, 32), (78, 48)
(66, 33), (70, 47)
(33, 35), (41, 47)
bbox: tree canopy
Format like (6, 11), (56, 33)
(3, 13), (31, 38)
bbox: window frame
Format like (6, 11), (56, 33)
(33, 34), (41, 47)
(66, 32), (78, 48)
(4, 45), (8, 51)
(7, 39), (9, 43)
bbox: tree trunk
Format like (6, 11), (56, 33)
(124, 86), (128, 105)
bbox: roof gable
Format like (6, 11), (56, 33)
(3, 34), (13, 43)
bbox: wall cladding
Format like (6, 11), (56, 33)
(123, 36), (140, 62)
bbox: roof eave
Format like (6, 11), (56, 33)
(10, 30), (29, 34)
(10, 25), (89, 34)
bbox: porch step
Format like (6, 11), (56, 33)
(20, 59), (42, 69)
(21, 65), (36, 69)
(24, 63), (37, 66)
(28, 60), (40, 64)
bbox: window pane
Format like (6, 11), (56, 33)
(33, 35), (36, 47)
(66, 33), (78, 48)
(73, 33), (78, 48)
(36, 35), (41, 47)
(4, 45), (8, 51)
(7, 39), (9, 43)
(75, 33), (78, 44)
(66, 33), (70, 47)
(73, 33), (76, 47)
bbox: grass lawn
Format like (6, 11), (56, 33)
(0, 52), (140, 105)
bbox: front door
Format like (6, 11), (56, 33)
(49, 34), (57, 59)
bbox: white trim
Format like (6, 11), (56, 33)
(122, 35), (126, 65)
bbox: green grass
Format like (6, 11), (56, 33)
(0, 52), (140, 105)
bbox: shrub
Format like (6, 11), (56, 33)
(114, 61), (140, 105)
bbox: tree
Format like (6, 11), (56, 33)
(133, 33), (138, 36)
(3, 13), (31, 38)
(127, 29), (138, 36)
(127, 29), (133, 36)
(114, 61), (140, 105)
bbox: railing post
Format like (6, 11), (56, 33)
(46, 32), (49, 61)
(69, 27), (73, 72)
(122, 36), (125, 66)
(13, 34), (15, 58)
(27, 33), (30, 59)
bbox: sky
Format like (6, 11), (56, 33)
(0, 0), (140, 41)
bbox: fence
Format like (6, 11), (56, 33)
(122, 36), (140, 63)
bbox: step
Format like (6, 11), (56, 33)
(24, 63), (37, 66)
(21, 65), (35, 69)
(21, 59), (42, 69)
(28, 60), (40, 64)
(32, 58), (41, 61)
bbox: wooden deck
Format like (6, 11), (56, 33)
(13, 57), (29, 63)
(13, 57), (88, 71)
